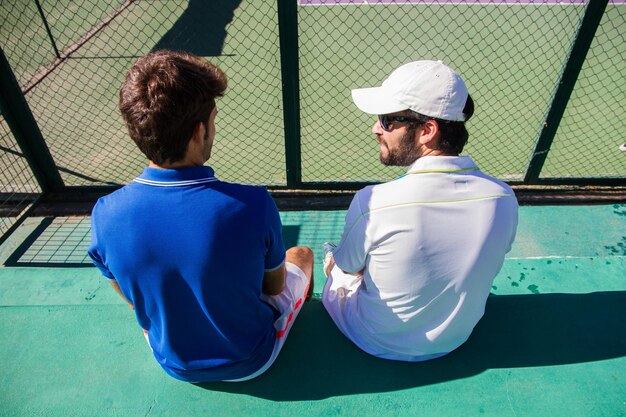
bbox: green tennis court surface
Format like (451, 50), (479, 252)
(0, 204), (624, 416)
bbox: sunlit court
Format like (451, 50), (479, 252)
(0, 0), (624, 416)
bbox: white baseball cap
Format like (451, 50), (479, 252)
(351, 60), (469, 121)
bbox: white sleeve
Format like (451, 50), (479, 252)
(332, 190), (370, 273)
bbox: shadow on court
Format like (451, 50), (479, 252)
(152, 0), (242, 56)
(197, 291), (626, 401)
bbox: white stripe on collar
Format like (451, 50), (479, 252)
(133, 177), (218, 187)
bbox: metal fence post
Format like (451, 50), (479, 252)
(524, 0), (609, 183)
(34, 0), (61, 59)
(0, 48), (64, 192)
(277, 0), (302, 188)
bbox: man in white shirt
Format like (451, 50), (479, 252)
(322, 60), (518, 361)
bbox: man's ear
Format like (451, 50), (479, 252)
(191, 121), (205, 143)
(417, 119), (440, 146)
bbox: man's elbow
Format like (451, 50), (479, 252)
(262, 281), (285, 296)
(262, 264), (287, 296)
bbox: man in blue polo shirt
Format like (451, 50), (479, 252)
(88, 50), (314, 382)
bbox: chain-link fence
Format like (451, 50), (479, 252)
(0, 0), (624, 213)
(298, 0), (624, 184)
(1, 0), (286, 187)
(543, 4), (625, 178)
(0, 114), (41, 238)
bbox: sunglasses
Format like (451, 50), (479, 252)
(378, 115), (424, 132)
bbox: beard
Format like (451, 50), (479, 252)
(379, 127), (421, 166)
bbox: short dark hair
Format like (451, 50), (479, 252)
(407, 94), (474, 155)
(119, 50), (227, 165)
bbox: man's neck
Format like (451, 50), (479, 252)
(149, 160), (203, 170)
(419, 148), (458, 158)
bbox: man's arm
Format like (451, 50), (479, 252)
(262, 262), (286, 296)
(329, 190), (370, 276)
(109, 279), (134, 310)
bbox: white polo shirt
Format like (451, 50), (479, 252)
(323, 155), (518, 361)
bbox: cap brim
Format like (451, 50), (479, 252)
(351, 86), (409, 115)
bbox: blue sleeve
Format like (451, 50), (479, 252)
(263, 191), (286, 271)
(87, 201), (116, 280)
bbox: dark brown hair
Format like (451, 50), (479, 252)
(407, 94), (475, 155)
(119, 50), (227, 165)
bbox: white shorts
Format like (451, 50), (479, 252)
(322, 266), (447, 362)
(226, 261), (310, 381)
(321, 265), (364, 351)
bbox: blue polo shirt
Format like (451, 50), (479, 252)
(88, 166), (286, 382)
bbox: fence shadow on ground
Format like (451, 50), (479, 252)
(2, 219), (300, 268)
(152, 0), (242, 56)
(198, 291), (626, 401)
